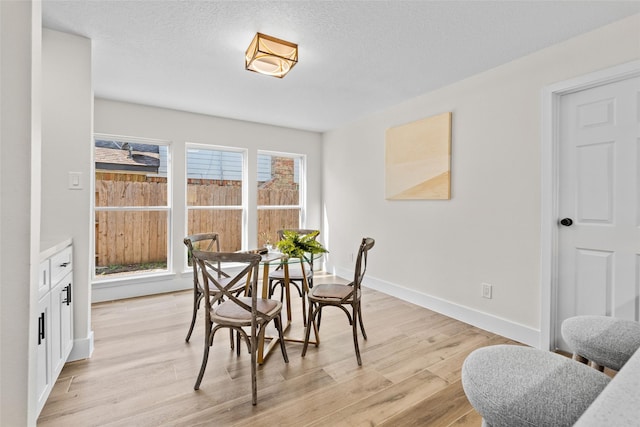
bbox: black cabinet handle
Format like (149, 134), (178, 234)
(38, 313), (45, 345)
(60, 262), (70, 267)
(62, 284), (72, 305)
(560, 218), (573, 226)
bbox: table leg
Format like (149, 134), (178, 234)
(257, 258), (318, 364)
(300, 265), (319, 345)
(283, 263), (292, 323)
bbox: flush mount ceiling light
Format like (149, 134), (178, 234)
(245, 33), (298, 78)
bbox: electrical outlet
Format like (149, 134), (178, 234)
(481, 283), (492, 299)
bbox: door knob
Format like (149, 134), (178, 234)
(560, 218), (573, 226)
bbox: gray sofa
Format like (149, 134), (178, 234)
(461, 344), (640, 426)
(574, 344), (640, 426)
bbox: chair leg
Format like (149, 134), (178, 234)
(269, 280), (285, 302)
(301, 287), (307, 326)
(573, 353), (589, 364)
(267, 280), (282, 302)
(185, 291), (202, 342)
(256, 323), (269, 359)
(352, 306), (362, 366)
(236, 330), (241, 356)
(274, 315), (289, 363)
(250, 330), (257, 406)
(194, 327), (211, 390)
(301, 302), (316, 357)
(358, 304), (367, 340)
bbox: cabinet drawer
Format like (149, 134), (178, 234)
(38, 260), (50, 298)
(50, 246), (72, 285)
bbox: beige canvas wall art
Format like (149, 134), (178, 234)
(385, 112), (452, 200)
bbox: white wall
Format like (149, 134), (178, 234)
(93, 99), (322, 301)
(42, 29), (94, 360)
(0, 2), (41, 425)
(322, 14), (640, 346)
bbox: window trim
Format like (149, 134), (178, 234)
(184, 143), (248, 270)
(92, 133), (173, 282)
(256, 150), (307, 226)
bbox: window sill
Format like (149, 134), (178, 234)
(91, 272), (191, 302)
(93, 271), (177, 288)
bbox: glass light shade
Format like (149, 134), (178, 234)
(245, 33), (298, 78)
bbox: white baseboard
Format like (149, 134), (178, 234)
(89, 266), (540, 348)
(68, 331), (94, 361)
(92, 273), (190, 303)
(333, 266), (540, 348)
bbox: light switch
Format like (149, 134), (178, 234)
(68, 172), (82, 190)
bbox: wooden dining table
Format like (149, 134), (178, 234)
(253, 251), (322, 364)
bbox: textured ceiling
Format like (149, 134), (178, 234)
(42, 1), (640, 132)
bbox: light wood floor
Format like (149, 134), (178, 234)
(38, 273), (520, 426)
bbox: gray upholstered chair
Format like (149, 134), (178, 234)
(461, 345), (611, 427)
(463, 344), (640, 427)
(561, 315), (640, 371)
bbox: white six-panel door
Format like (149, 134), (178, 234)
(556, 75), (640, 351)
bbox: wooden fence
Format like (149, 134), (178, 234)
(95, 173), (299, 267)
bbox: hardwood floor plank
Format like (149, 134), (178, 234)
(378, 380), (474, 427)
(306, 369), (449, 426)
(231, 369), (393, 427)
(38, 280), (516, 427)
(447, 409), (484, 427)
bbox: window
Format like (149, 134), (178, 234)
(186, 146), (244, 260)
(257, 152), (304, 246)
(94, 137), (171, 279)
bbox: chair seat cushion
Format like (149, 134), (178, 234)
(461, 345), (610, 427)
(561, 315), (640, 371)
(268, 266), (312, 281)
(212, 297), (281, 324)
(309, 283), (358, 300)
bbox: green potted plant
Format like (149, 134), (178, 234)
(276, 230), (328, 261)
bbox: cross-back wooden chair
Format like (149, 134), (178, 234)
(183, 233), (245, 343)
(191, 250), (288, 404)
(302, 237), (375, 365)
(267, 228), (319, 324)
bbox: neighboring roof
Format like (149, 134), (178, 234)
(95, 140), (160, 173)
(95, 139), (300, 182)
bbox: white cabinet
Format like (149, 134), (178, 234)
(38, 260), (50, 300)
(35, 295), (51, 410)
(51, 272), (73, 377)
(36, 241), (73, 416)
